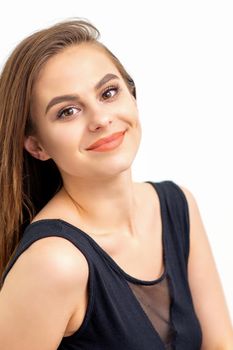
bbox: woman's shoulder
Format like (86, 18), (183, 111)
(177, 184), (201, 221)
(23, 233), (89, 284)
(20, 188), (88, 283)
(0, 227), (89, 349)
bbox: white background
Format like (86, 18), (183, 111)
(0, 1), (232, 319)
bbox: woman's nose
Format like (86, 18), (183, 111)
(87, 106), (113, 132)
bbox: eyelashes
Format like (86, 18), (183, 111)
(101, 84), (120, 100)
(56, 84), (121, 120)
(57, 106), (80, 120)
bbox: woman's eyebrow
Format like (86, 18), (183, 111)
(94, 73), (119, 90)
(45, 73), (119, 115)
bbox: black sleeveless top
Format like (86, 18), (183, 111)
(1, 181), (202, 349)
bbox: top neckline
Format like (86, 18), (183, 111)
(26, 181), (167, 286)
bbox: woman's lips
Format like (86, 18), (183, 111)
(86, 130), (126, 151)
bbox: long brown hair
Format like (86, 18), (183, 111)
(0, 18), (136, 284)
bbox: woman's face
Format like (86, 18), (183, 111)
(28, 43), (141, 180)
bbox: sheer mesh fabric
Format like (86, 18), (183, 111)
(128, 275), (176, 348)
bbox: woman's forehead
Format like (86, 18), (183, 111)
(38, 44), (117, 81)
(31, 44), (122, 107)
(34, 44), (119, 93)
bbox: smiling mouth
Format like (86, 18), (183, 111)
(86, 130), (126, 151)
(86, 130), (126, 152)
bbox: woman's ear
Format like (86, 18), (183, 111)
(24, 135), (51, 161)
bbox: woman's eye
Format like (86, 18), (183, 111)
(57, 106), (80, 119)
(56, 86), (119, 119)
(102, 86), (119, 100)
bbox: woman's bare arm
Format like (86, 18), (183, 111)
(0, 236), (88, 350)
(181, 186), (233, 350)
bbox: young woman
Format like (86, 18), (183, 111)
(0, 19), (232, 350)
